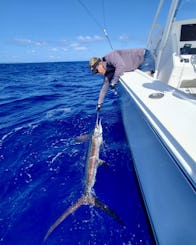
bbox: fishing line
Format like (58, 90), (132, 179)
(102, 0), (106, 28)
(77, 0), (113, 50)
(77, 0), (116, 108)
(96, 110), (100, 123)
(77, 0), (103, 31)
(102, 0), (113, 50)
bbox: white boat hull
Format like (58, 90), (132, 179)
(119, 70), (196, 245)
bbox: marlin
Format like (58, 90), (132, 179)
(44, 118), (124, 241)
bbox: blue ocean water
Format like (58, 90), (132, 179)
(0, 62), (154, 245)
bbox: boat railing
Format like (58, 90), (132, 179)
(147, 0), (181, 78)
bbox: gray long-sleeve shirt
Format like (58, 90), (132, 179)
(98, 48), (145, 105)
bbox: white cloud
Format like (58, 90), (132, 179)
(51, 48), (58, 52)
(119, 35), (130, 41)
(26, 49), (36, 54)
(74, 46), (87, 51)
(69, 42), (87, 51)
(77, 36), (91, 42)
(77, 35), (104, 42)
(14, 38), (47, 46)
(61, 39), (69, 44)
(94, 35), (105, 41)
(69, 43), (79, 48)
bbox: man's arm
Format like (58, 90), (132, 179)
(97, 76), (110, 106)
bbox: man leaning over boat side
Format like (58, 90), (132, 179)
(89, 48), (155, 111)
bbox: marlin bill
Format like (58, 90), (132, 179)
(44, 118), (124, 241)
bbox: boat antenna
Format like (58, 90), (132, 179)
(77, 0), (113, 50)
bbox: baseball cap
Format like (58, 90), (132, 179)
(89, 57), (101, 74)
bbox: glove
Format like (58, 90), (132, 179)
(110, 83), (115, 89)
(97, 104), (101, 111)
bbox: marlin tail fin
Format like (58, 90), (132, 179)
(94, 197), (125, 227)
(44, 196), (86, 241)
(44, 195), (124, 241)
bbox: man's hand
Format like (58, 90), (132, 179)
(110, 83), (115, 89)
(97, 104), (101, 111)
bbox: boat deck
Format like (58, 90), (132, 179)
(120, 70), (196, 188)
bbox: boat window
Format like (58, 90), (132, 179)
(180, 24), (196, 41)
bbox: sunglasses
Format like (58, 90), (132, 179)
(91, 58), (101, 74)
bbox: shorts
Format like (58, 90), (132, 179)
(138, 49), (155, 73)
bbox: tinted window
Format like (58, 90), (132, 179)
(180, 24), (196, 41)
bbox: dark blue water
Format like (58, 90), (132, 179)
(0, 62), (154, 245)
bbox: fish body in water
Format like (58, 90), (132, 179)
(44, 119), (124, 241)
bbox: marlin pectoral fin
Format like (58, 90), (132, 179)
(75, 134), (90, 143)
(94, 198), (125, 227)
(44, 196), (85, 241)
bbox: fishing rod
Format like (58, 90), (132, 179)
(77, 0), (113, 50)
(77, 0), (117, 118)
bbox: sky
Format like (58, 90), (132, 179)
(0, 0), (195, 63)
